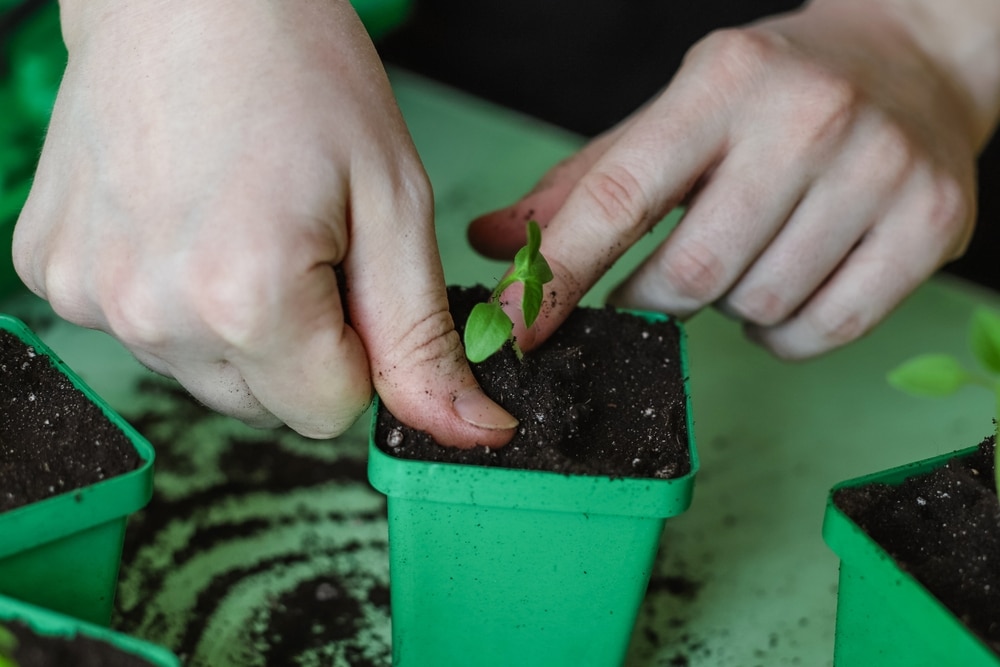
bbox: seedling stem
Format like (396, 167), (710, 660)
(463, 221), (554, 364)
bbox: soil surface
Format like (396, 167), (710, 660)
(835, 436), (1000, 653)
(7, 620), (158, 667)
(0, 329), (141, 513)
(375, 285), (691, 479)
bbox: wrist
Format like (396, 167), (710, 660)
(884, 0), (1000, 149)
(806, 0), (1000, 150)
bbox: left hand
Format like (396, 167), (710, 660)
(468, 0), (1000, 359)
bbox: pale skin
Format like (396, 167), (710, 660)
(13, 0), (1000, 446)
(471, 0), (1000, 359)
(15, 0), (517, 448)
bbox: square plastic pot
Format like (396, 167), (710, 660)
(0, 593), (179, 666)
(823, 446), (999, 666)
(368, 313), (698, 667)
(0, 315), (155, 627)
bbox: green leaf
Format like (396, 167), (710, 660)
(887, 354), (973, 397)
(525, 219), (542, 260)
(970, 307), (1000, 375)
(463, 301), (513, 363)
(0, 626), (15, 653)
(512, 243), (533, 280)
(0, 624), (17, 667)
(521, 279), (544, 328)
(530, 250), (553, 284)
(512, 221), (550, 280)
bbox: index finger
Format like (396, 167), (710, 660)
(507, 91), (728, 351)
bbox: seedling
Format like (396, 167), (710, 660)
(463, 220), (554, 363)
(0, 624), (17, 667)
(887, 306), (1000, 496)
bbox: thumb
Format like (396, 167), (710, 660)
(346, 170), (518, 449)
(468, 127), (626, 260)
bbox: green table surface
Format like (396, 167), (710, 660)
(4, 68), (999, 667)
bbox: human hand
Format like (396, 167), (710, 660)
(13, 0), (516, 446)
(468, 0), (1000, 359)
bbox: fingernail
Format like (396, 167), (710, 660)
(453, 388), (518, 430)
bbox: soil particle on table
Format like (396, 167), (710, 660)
(7, 620), (157, 667)
(376, 285), (691, 478)
(834, 436), (1000, 653)
(0, 330), (140, 513)
(114, 378), (392, 667)
(647, 573), (703, 601)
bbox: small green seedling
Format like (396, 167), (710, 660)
(887, 306), (1000, 496)
(0, 624), (18, 667)
(463, 220), (554, 363)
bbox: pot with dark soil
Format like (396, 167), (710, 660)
(824, 439), (1000, 666)
(822, 306), (1000, 666)
(368, 285), (698, 667)
(0, 315), (155, 626)
(0, 593), (179, 667)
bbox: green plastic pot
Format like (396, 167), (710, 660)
(0, 593), (178, 666)
(0, 315), (155, 627)
(823, 445), (999, 666)
(368, 314), (698, 667)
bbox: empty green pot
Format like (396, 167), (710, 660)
(368, 313), (698, 667)
(0, 315), (155, 626)
(823, 446), (999, 666)
(0, 593), (178, 666)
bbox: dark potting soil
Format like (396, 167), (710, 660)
(375, 285), (691, 479)
(834, 436), (1000, 653)
(6, 620), (158, 667)
(0, 329), (141, 513)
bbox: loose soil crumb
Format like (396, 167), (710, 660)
(376, 285), (691, 478)
(115, 379), (391, 667)
(835, 436), (1000, 653)
(0, 330), (140, 512)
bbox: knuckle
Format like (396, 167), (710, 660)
(695, 28), (776, 82)
(808, 299), (868, 349)
(924, 174), (971, 239)
(729, 286), (793, 327)
(390, 307), (465, 371)
(38, 243), (93, 326)
(791, 71), (860, 147)
(579, 163), (653, 233)
(43, 266), (84, 322)
(102, 279), (169, 349)
(871, 123), (914, 176)
(661, 240), (729, 304)
(189, 259), (279, 349)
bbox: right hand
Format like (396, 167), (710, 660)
(13, 0), (517, 447)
